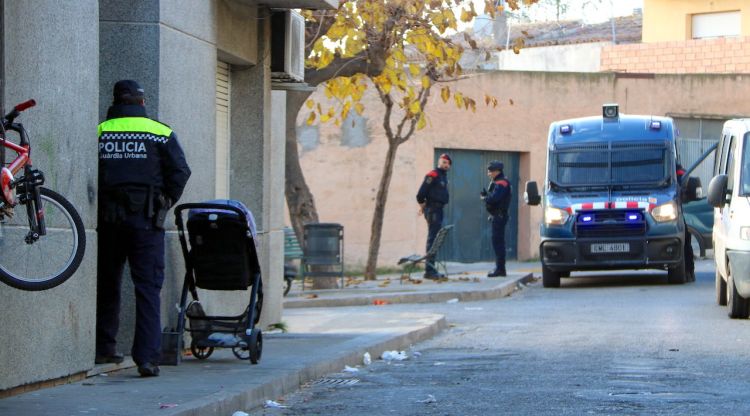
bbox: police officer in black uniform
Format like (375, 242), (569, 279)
(482, 161), (511, 277)
(676, 164), (695, 282)
(416, 153), (451, 279)
(96, 80), (191, 377)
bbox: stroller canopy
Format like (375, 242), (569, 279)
(188, 199), (257, 239)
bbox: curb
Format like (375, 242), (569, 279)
(163, 314), (448, 416)
(283, 273), (534, 308)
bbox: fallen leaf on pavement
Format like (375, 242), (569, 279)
(305, 294), (319, 299)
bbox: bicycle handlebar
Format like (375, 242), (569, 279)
(14, 99), (36, 112)
(4, 99), (36, 124)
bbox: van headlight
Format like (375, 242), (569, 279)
(544, 206), (569, 225)
(651, 201), (678, 222)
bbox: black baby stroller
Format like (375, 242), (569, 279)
(172, 200), (263, 364)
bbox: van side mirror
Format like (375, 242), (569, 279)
(707, 175), (729, 208)
(682, 176), (702, 203)
(525, 181), (541, 206)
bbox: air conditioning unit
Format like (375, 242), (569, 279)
(271, 10), (305, 83)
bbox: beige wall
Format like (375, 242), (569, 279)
(601, 36), (750, 74)
(295, 71), (750, 268)
(644, 0), (750, 42)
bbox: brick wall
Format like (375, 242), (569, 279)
(601, 36), (750, 74)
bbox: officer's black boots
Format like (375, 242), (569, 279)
(423, 273), (446, 280)
(138, 362), (160, 377)
(488, 269), (507, 278)
(94, 352), (125, 365)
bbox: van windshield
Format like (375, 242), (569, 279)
(550, 142), (670, 188)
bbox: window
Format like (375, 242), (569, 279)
(215, 61), (231, 199)
(691, 11), (741, 39)
(740, 133), (750, 195)
(674, 117), (725, 188)
(551, 143), (668, 187)
(726, 136), (737, 194)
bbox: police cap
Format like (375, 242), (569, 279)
(487, 160), (504, 172)
(113, 80), (145, 103)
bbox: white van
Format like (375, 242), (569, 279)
(708, 119), (750, 319)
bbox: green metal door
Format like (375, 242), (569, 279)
(433, 148), (519, 262)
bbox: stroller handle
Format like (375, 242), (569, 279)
(173, 202), (250, 228)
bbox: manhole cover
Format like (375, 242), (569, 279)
(311, 378), (360, 387)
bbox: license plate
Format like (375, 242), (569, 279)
(591, 243), (630, 253)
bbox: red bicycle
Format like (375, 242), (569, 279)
(0, 99), (85, 291)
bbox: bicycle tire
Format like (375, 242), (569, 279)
(0, 187), (86, 291)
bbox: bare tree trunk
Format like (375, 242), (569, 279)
(284, 90), (339, 289)
(364, 141), (400, 280)
(285, 90), (318, 239)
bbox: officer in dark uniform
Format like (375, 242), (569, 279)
(96, 80), (191, 377)
(676, 164), (695, 282)
(482, 161), (511, 277)
(416, 153), (451, 279)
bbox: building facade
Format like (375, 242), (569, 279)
(1, 0), (334, 394)
(603, 0), (750, 74)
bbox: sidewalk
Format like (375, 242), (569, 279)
(0, 262), (535, 416)
(0, 310), (446, 416)
(284, 261), (537, 308)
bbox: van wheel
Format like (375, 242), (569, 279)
(727, 266), (749, 319)
(542, 265), (560, 288)
(667, 256), (687, 284)
(716, 268), (727, 306)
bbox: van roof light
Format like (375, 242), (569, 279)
(603, 103), (619, 119)
(650, 120), (662, 130)
(560, 124), (572, 134)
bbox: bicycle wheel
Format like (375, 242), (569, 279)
(0, 187), (86, 291)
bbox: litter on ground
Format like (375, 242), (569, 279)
(381, 350), (408, 361)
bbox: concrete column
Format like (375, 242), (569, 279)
(230, 13), (283, 327)
(0, 0), (99, 391)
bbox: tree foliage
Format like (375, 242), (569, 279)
(291, 0), (538, 281)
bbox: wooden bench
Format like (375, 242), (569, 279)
(398, 224), (453, 279)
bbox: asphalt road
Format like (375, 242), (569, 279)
(252, 259), (750, 415)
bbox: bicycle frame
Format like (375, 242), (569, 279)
(1, 100), (47, 242)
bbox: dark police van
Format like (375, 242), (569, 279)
(525, 104), (702, 288)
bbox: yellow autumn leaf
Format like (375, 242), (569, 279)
(306, 112), (316, 126)
(306, 99), (314, 109)
(417, 113), (426, 130)
(421, 76), (431, 89)
(460, 8), (471, 22)
(409, 64), (420, 76)
(409, 100), (421, 114)
(355, 103), (365, 115)
(440, 87), (450, 103)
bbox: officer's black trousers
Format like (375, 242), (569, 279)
(491, 214), (508, 272)
(424, 206), (443, 276)
(96, 223), (165, 366)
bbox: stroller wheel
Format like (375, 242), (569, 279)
(190, 341), (214, 360)
(232, 343), (250, 360)
(248, 328), (262, 364)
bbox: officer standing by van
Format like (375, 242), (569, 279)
(96, 80), (191, 377)
(676, 164), (696, 282)
(416, 153), (451, 279)
(482, 161), (511, 277)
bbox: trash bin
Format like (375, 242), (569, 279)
(301, 223), (344, 286)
